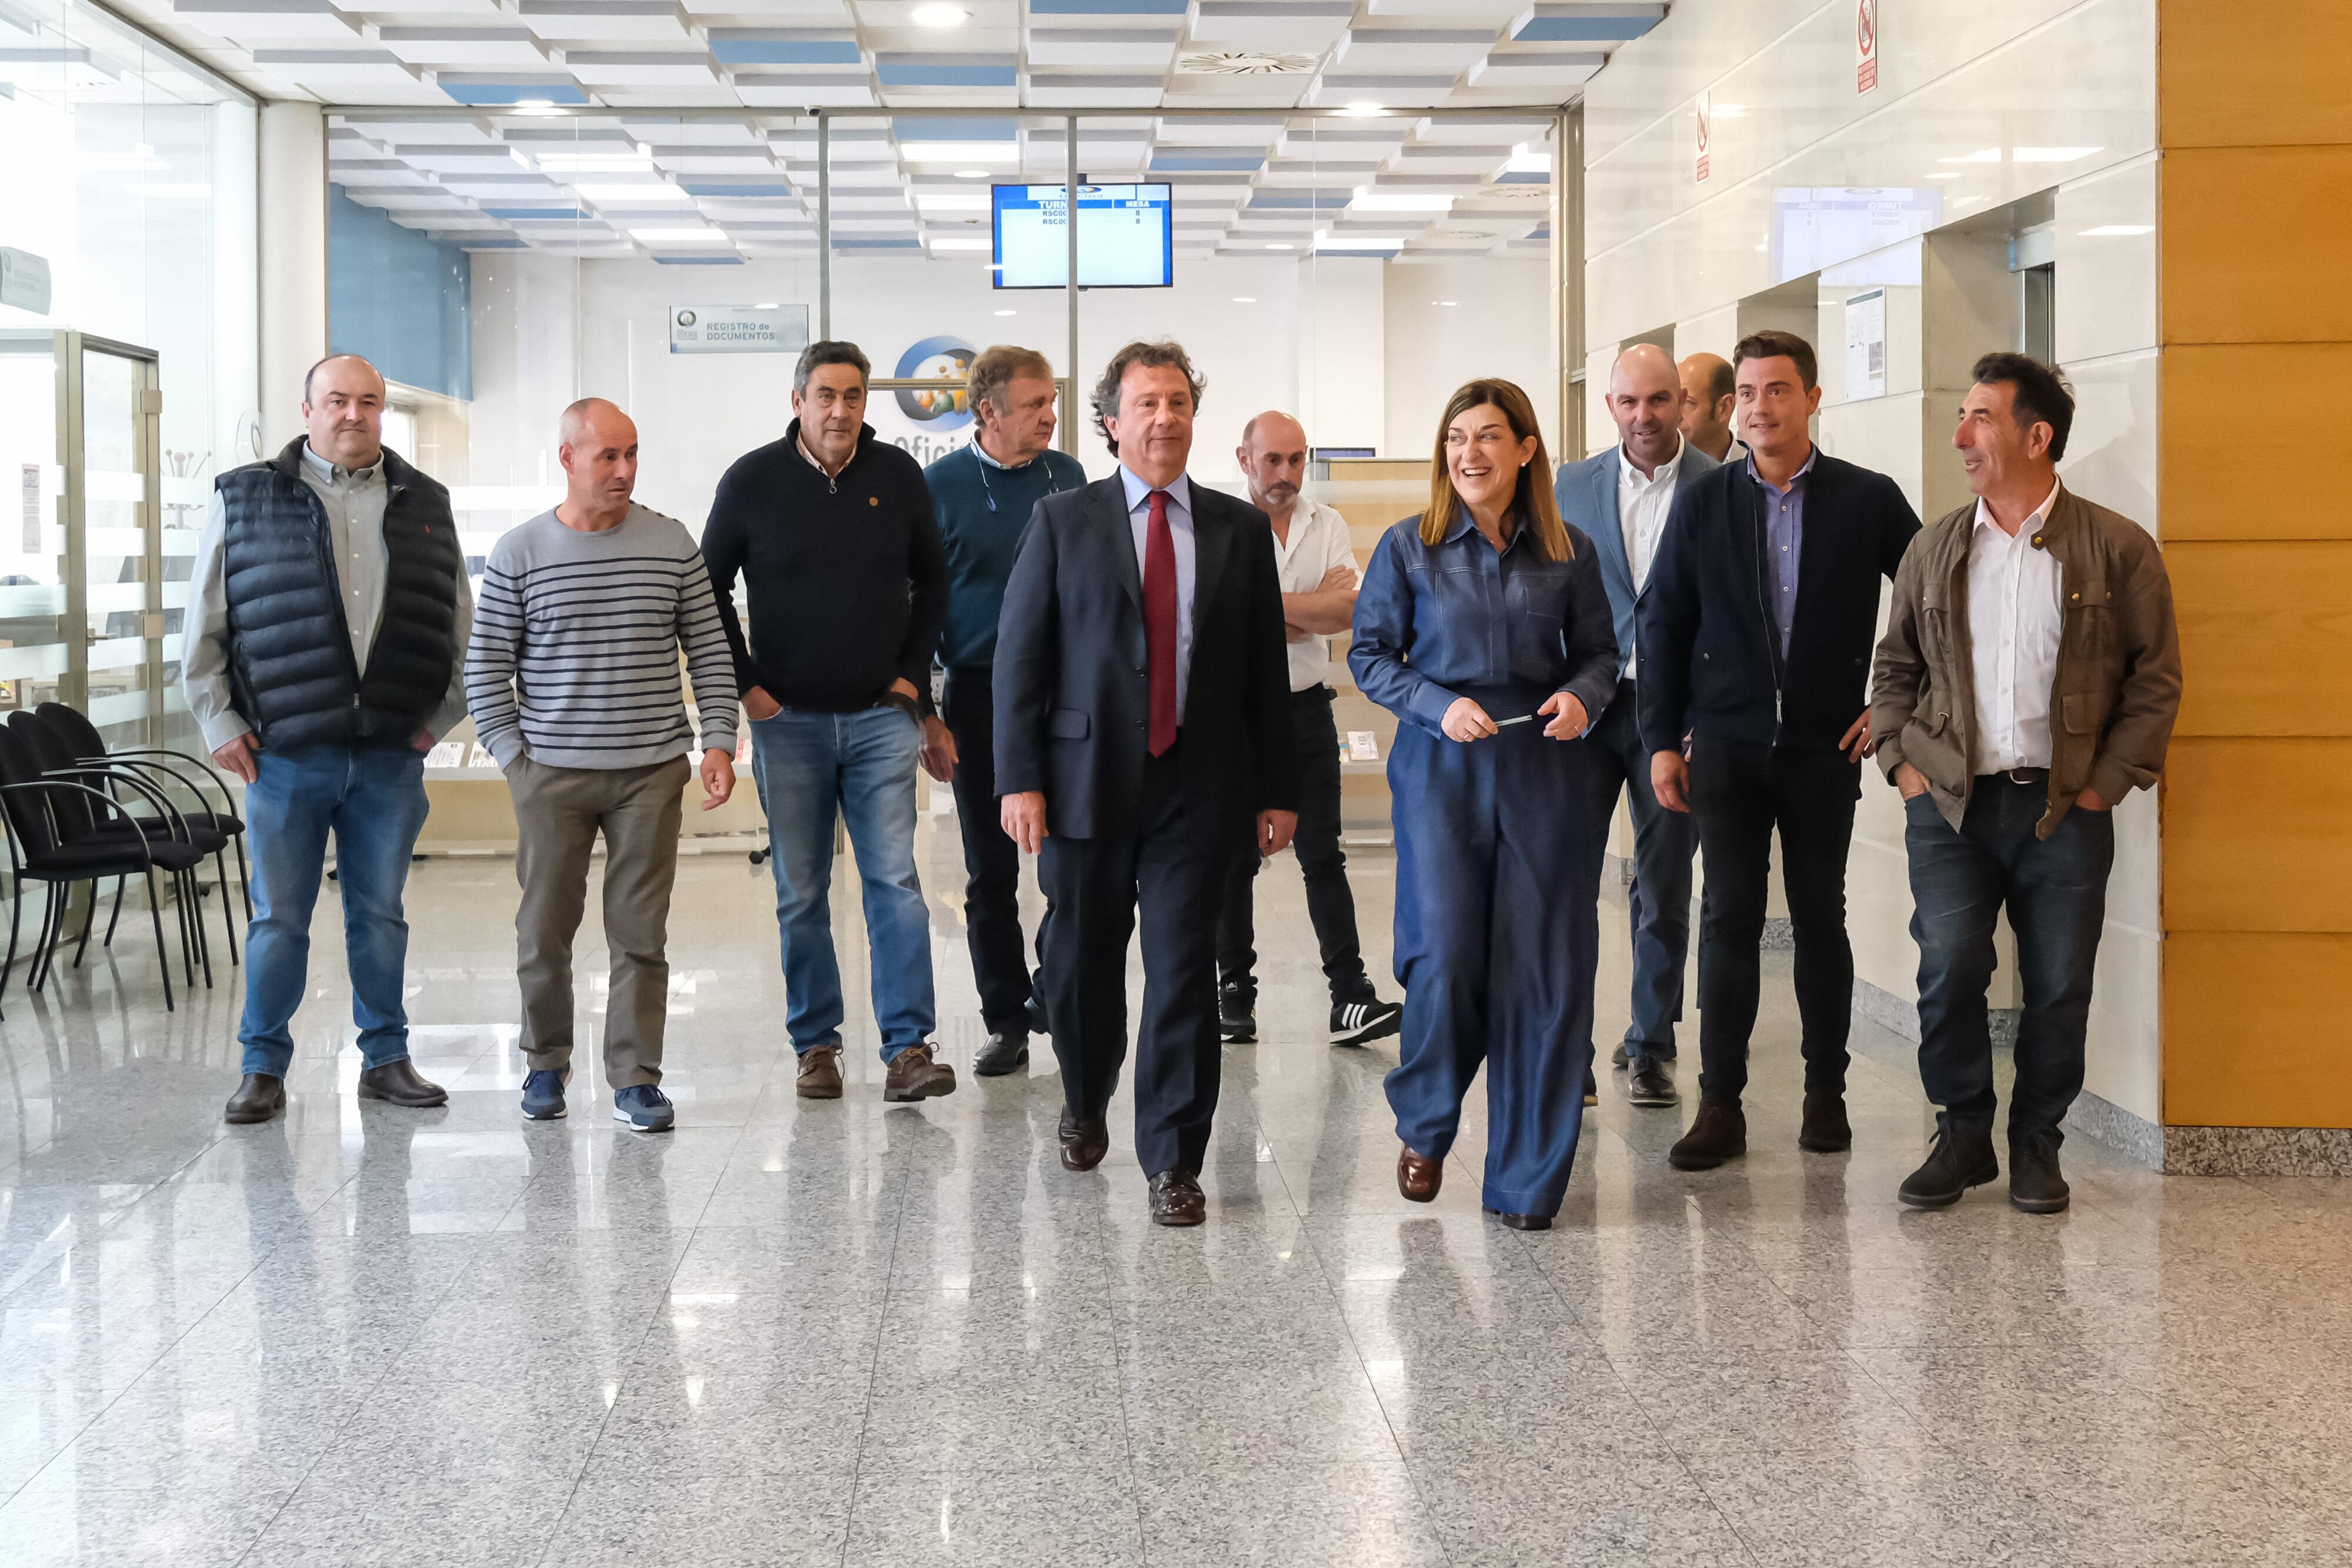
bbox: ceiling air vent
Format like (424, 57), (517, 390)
(1175, 51), (1318, 75)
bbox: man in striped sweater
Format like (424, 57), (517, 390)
(465, 398), (739, 1131)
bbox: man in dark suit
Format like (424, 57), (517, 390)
(1638, 329), (1921, 1172)
(1553, 343), (1717, 1109)
(995, 339), (1298, 1226)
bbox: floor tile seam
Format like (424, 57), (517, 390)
(836, 1110), (921, 1568)
(1088, 1197), (1151, 1566)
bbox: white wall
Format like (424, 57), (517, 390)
(258, 102), (327, 437)
(1582, 0), (2164, 1122)
(1383, 255), (1558, 462)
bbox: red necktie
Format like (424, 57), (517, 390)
(1143, 487), (1178, 757)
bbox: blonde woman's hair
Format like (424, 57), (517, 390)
(1422, 378), (1571, 561)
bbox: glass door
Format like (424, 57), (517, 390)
(68, 334), (165, 750)
(0, 332), (75, 727)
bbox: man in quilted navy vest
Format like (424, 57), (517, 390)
(183, 354), (472, 1125)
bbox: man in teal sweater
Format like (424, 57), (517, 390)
(924, 345), (1088, 1076)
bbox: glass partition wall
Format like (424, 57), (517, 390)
(323, 102), (1569, 834)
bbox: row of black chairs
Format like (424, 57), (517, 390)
(0, 704), (249, 1014)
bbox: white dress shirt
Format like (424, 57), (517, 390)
(1267, 498), (1358, 693)
(1615, 436), (1684, 677)
(1118, 465), (1198, 721)
(182, 440), (473, 751)
(1967, 478), (2066, 774)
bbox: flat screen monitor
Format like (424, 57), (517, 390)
(992, 183), (1172, 289)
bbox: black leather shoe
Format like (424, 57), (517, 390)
(973, 1031), (1030, 1077)
(223, 1072), (285, 1124)
(1148, 1170), (1206, 1227)
(1626, 1055), (1678, 1108)
(1058, 1109), (1108, 1172)
(356, 1059), (448, 1108)
(1668, 1102), (1747, 1170)
(2008, 1128), (2071, 1214)
(1484, 1206), (1553, 1231)
(1898, 1115), (1999, 1209)
(1799, 1091), (1853, 1152)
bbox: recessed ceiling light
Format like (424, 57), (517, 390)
(1264, 242), (1293, 250)
(954, 169), (989, 180)
(1434, 300), (1458, 306)
(911, 2), (967, 26)
(1232, 296), (1256, 303)
(516, 98), (553, 109)
(993, 309), (1015, 316)
(1340, 101), (1387, 118)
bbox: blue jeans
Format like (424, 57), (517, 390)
(239, 743), (432, 1078)
(1906, 777), (2114, 1144)
(749, 706), (935, 1061)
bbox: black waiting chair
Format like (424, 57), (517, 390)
(0, 720), (205, 1012)
(35, 701), (250, 955)
(8, 708), (231, 992)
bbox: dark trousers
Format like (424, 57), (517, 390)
(1906, 777), (2114, 1145)
(1583, 686), (1698, 1061)
(1216, 686), (1374, 1006)
(1687, 737), (1860, 1106)
(942, 667), (1045, 1036)
(1038, 743), (1224, 1179)
(1385, 701), (1605, 1218)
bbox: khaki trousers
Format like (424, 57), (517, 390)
(509, 753), (691, 1086)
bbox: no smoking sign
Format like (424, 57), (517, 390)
(1856, 0), (1880, 95)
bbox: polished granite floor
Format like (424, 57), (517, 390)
(1, 812), (2348, 1567)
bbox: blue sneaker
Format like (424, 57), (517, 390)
(613, 1084), (675, 1132)
(520, 1067), (570, 1120)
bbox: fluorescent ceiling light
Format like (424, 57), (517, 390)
(630, 226), (729, 243)
(2014, 146), (2101, 163)
(1936, 148), (2001, 165)
(579, 183), (690, 202)
(1339, 101), (1388, 118)
(911, 2), (967, 25)
(1264, 242), (1293, 250)
(1433, 300), (1457, 306)
(954, 169), (989, 179)
(1354, 190), (1452, 212)
(902, 142), (1019, 164)
(2079, 224), (2153, 236)
(1232, 296), (1255, 303)
(928, 236), (991, 250)
(993, 309), (1015, 316)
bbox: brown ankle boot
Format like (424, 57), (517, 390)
(883, 1043), (957, 1102)
(1668, 1102), (1747, 1170)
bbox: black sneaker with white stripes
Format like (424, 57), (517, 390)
(1329, 998), (1404, 1048)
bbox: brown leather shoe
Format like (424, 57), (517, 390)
(1397, 1145), (1442, 1203)
(1668, 1102), (1748, 1170)
(1148, 1170), (1205, 1228)
(355, 1059), (447, 1107)
(1799, 1091), (1853, 1152)
(1484, 1206), (1553, 1231)
(795, 1046), (843, 1099)
(1058, 1109), (1109, 1172)
(883, 1043), (956, 1102)
(224, 1072), (285, 1125)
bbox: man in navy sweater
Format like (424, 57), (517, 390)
(703, 340), (956, 1105)
(923, 346), (1086, 1078)
(1637, 330), (1920, 1171)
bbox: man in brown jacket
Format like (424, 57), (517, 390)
(1870, 353), (2180, 1215)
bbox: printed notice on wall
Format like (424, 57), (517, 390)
(1856, 0), (1880, 95)
(20, 465), (38, 553)
(669, 303), (812, 355)
(1694, 93), (1711, 183)
(1845, 288), (1887, 401)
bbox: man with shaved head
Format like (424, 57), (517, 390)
(185, 352), (473, 1125)
(1678, 351), (1740, 463)
(1217, 411), (1402, 1048)
(466, 397), (739, 1131)
(1551, 342), (1718, 1108)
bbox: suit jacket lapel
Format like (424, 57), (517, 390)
(1093, 476), (1142, 614)
(1190, 486), (1231, 647)
(1585, 450), (1633, 599)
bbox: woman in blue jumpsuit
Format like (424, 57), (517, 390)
(1349, 378), (1620, 1229)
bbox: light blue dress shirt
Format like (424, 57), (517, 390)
(1748, 445), (1816, 657)
(1118, 464), (1197, 721)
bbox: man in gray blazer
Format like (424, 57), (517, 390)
(1553, 343), (1718, 1107)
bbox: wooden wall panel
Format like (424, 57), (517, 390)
(2160, 344), (2352, 540)
(2160, 1), (2352, 150)
(2167, 541), (2352, 737)
(2161, 146), (2352, 346)
(2161, 738), (2352, 932)
(2163, 932), (2352, 1127)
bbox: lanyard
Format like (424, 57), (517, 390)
(973, 443), (1073, 513)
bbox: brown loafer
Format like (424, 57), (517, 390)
(1799, 1091), (1853, 1152)
(1148, 1170), (1205, 1228)
(795, 1046), (843, 1099)
(1397, 1145), (1442, 1203)
(1059, 1109), (1109, 1172)
(883, 1043), (956, 1102)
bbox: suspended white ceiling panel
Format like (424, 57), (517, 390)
(1187, 0), (1351, 54)
(514, 1), (695, 43)
(377, 28), (556, 68)
(170, 0), (359, 43)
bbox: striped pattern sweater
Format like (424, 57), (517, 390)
(464, 504), (739, 770)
